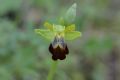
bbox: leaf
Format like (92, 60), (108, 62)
(44, 22), (53, 30)
(65, 31), (81, 40)
(65, 24), (75, 32)
(64, 3), (77, 24)
(35, 29), (55, 40)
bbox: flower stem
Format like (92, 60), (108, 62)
(47, 61), (58, 80)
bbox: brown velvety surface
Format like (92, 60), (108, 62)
(49, 43), (69, 60)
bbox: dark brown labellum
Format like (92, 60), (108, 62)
(49, 43), (69, 60)
(49, 37), (69, 60)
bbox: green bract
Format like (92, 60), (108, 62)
(64, 3), (76, 24)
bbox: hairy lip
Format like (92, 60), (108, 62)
(49, 43), (69, 60)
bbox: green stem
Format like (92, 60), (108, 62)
(47, 61), (58, 80)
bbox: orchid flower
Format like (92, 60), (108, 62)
(35, 22), (81, 60)
(35, 3), (82, 60)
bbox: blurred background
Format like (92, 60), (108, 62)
(0, 0), (120, 80)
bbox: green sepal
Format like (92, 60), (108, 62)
(65, 31), (81, 40)
(35, 29), (55, 40)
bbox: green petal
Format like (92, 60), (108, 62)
(65, 31), (81, 40)
(35, 29), (55, 40)
(44, 22), (53, 30)
(65, 24), (75, 32)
